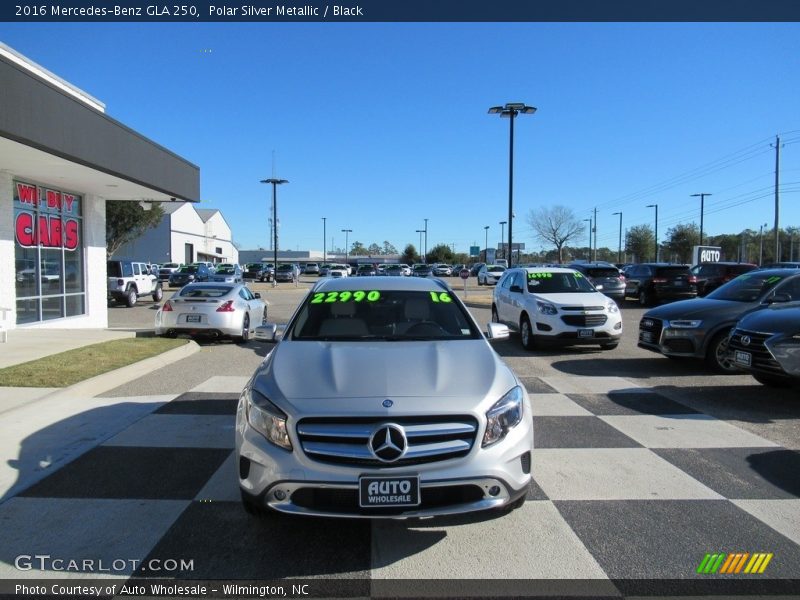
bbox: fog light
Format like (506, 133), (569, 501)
(488, 486), (501, 497)
(614, 322), (622, 330)
(274, 490), (286, 501)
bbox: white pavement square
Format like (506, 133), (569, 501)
(530, 393), (594, 417)
(599, 414), (781, 449)
(189, 376), (250, 393)
(539, 376), (652, 395)
(732, 499), (800, 547)
(370, 501), (609, 579)
(533, 448), (724, 501)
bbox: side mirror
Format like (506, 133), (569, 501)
(486, 322), (510, 341)
(767, 293), (792, 304)
(254, 323), (279, 342)
(254, 292), (262, 299)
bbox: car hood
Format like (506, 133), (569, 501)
(736, 302), (800, 333)
(533, 292), (610, 307)
(252, 339), (516, 412)
(644, 297), (757, 320)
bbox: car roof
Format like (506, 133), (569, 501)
(311, 276), (448, 293)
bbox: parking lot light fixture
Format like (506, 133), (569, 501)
(484, 226), (490, 263)
(260, 177), (288, 287)
(583, 218), (592, 260)
(489, 102), (536, 267)
(691, 193), (711, 246)
(646, 204), (658, 261)
(322, 217), (327, 264)
(342, 229), (352, 265)
(499, 221), (507, 259)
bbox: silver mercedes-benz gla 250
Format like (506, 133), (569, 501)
(236, 276), (533, 518)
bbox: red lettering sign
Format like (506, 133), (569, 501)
(63, 194), (75, 213)
(14, 213), (80, 250)
(16, 183), (38, 205)
(46, 190), (62, 210)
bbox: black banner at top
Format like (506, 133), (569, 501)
(3, 0), (800, 23)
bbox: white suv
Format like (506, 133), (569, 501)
(107, 260), (163, 307)
(492, 267), (622, 350)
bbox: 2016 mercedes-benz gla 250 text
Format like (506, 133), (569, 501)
(236, 277), (533, 518)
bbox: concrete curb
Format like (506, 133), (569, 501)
(40, 340), (200, 401)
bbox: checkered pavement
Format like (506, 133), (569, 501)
(1, 375), (799, 597)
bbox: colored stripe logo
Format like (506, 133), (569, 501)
(696, 552), (773, 574)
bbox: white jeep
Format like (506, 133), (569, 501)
(107, 260), (163, 307)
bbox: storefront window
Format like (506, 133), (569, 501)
(13, 180), (85, 324)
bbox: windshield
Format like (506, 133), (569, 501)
(287, 290), (481, 341)
(178, 266), (198, 273)
(277, 264), (294, 271)
(216, 267), (236, 274)
(585, 267), (620, 278)
(526, 271), (596, 294)
(178, 285), (232, 298)
(487, 266), (505, 273)
(706, 272), (788, 302)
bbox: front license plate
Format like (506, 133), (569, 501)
(359, 475), (420, 508)
(674, 280), (686, 286)
(578, 328), (594, 338)
(641, 331), (654, 343)
(734, 350), (752, 367)
(185, 314), (202, 323)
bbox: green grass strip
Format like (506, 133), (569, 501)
(0, 337), (188, 388)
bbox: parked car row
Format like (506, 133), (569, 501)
(637, 268), (800, 386)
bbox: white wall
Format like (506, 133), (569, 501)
(0, 171), (15, 328)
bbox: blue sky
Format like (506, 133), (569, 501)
(3, 22), (800, 255)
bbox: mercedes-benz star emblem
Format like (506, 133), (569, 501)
(741, 336), (751, 347)
(369, 424), (407, 462)
(382, 399), (393, 408)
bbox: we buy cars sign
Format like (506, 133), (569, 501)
(14, 182), (80, 250)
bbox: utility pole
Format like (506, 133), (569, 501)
(592, 207), (597, 261)
(423, 218), (429, 264)
(583, 218), (592, 260)
(612, 211), (622, 264)
(772, 135), (782, 262)
(691, 193), (712, 246)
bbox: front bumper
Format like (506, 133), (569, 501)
(638, 318), (706, 358)
(235, 402), (533, 519)
(531, 312), (623, 345)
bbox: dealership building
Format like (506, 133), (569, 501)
(0, 43), (199, 331)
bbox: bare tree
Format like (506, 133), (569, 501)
(527, 206), (586, 264)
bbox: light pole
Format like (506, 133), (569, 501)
(646, 204), (659, 261)
(499, 221), (507, 259)
(322, 217), (327, 264)
(416, 230), (424, 263)
(260, 177), (288, 287)
(488, 102), (536, 267)
(612, 211), (623, 264)
(484, 226), (490, 263)
(759, 223), (768, 266)
(423, 218), (429, 263)
(691, 193), (711, 246)
(583, 218), (592, 260)
(342, 229), (352, 266)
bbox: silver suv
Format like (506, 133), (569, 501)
(236, 277), (533, 518)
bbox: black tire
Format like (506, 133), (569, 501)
(638, 288), (651, 307)
(600, 342), (619, 350)
(753, 373), (792, 388)
(152, 284), (163, 302)
(477, 278), (483, 286)
(491, 305), (500, 323)
(236, 314), (250, 344)
(705, 330), (738, 373)
(520, 315), (536, 351)
(125, 287), (137, 308)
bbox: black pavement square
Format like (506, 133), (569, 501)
(137, 501), (372, 579)
(554, 499), (800, 580)
(520, 377), (558, 394)
(654, 447), (800, 500)
(19, 447), (231, 500)
(155, 392), (240, 415)
(567, 392), (699, 416)
(534, 416), (642, 448)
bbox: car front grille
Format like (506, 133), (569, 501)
(561, 314), (608, 327)
(296, 415), (479, 467)
(728, 328), (781, 373)
(639, 316), (664, 344)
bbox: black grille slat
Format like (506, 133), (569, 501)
(561, 315), (608, 327)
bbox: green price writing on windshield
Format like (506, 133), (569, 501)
(310, 290), (381, 304)
(429, 292), (452, 303)
(528, 272), (552, 279)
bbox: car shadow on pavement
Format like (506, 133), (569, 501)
(551, 357), (712, 378)
(492, 337), (612, 360)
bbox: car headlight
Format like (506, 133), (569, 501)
(607, 300), (619, 314)
(536, 301), (558, 315)
(482, 386), (524, 448)
(244, 387), (292, 450)
(668, 320), (702, 328)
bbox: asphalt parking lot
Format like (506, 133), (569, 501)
(1, 275), (797, 594)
